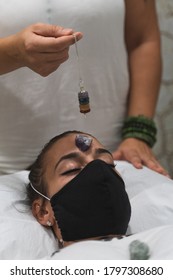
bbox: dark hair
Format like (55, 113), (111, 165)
(27, 130), (91, 207)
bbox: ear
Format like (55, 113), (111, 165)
(32, 199), (55, 226)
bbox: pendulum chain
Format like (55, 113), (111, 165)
(73, 34), (90, 114)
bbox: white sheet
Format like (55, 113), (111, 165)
(0, 161), (173, 259)
(50, 225), (173, 260)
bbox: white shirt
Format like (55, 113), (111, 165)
(0, 0), (129, 173)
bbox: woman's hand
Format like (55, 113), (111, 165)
(112, 138), (170, 178)
(0, 23), (83, 76)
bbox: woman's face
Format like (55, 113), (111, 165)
(43, 133), (116, 198)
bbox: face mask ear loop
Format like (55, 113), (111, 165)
(29, 182), (50, 201)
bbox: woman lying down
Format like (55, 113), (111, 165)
(27, 130), (173, 260)
(27, 130), (131, 248)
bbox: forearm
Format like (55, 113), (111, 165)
(124, 0), (161, 118)
(0, 35), (23, 75)
(127, 39), (162, 117)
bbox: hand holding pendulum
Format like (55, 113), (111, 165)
(73, 34), (91, 114)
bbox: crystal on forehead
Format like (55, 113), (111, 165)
(75, 134), (93, 152)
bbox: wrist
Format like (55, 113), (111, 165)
(8, 34), (24, 68)
(122, 115), (157, 148)
(0, 36), (24, 74)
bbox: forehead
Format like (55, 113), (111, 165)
(45, 133), (103, 161)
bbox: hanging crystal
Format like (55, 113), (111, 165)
(73, 35), (91, 114)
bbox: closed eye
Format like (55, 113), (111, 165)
(61, 168), (81, 175)
(61, 163), (116, 176)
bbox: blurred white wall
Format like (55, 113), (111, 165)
(154, 0), (173, 176)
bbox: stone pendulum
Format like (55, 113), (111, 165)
(78, 90), (90, 114)
(73, 35), (91, 114)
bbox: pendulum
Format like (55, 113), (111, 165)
(73, 35), (91, 114)
(75, 134), (93, 152)
(73, 34), (91, 114)
(78, 90), (90, 114)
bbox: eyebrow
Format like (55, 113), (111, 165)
(54, 148), (113, 171)
(95, 148), (113, 158)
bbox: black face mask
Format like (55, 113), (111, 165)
(50, 159), (131, 242)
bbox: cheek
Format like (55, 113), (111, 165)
(48, 175), (77, 197)
(58, 176), (76, 191)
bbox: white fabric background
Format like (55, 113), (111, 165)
(154, 0), (173, 176)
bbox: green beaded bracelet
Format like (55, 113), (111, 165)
(122, 115), (157, 148)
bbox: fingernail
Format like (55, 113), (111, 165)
(134, 163), (143, 169)
(74, 32), (83, 40)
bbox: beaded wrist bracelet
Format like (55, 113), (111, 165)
(122, 115), (157, 148)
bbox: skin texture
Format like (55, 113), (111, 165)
(0, 1), (169, 176)
(32, 132), (119, 247)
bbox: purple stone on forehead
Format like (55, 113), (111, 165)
(75, 134), (93, 152)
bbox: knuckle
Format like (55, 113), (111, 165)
(39, 65), (60, 76)
(33, 64), (49, 77)
(39, 72), (49, 77)
(63, 54), (69, 61)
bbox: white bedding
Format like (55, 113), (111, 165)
(50, 225), (173, 260)
(0, 161), (173, 259)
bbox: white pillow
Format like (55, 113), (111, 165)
(116, 161), (173, 233)
(0, 162), (173, 259)
(0, 171), (58, 259)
